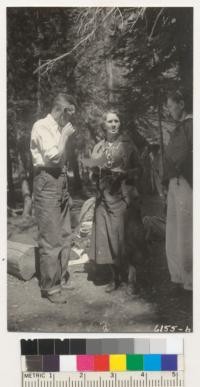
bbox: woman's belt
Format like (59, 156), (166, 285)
(99, 168), (127, 178)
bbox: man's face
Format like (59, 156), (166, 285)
(60, 103), (76, 127)
(167, 98), (184, 121)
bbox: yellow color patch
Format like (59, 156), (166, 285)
(109, 355), (126, 371)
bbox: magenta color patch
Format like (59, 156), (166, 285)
(77, 355), (94, 371)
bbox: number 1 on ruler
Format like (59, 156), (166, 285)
(22, 372), (184, 387)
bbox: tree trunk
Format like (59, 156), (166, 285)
(37, 57), (41, 117)
(7, 147), (16, 208)
(21, 179), (32, 218)
(105, 57), (114, 103)
(158, 101), (164, 178)
(103, 26), (115, 104)
(18, 153), (32, 218)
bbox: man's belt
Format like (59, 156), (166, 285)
(34, 166), (67, 178)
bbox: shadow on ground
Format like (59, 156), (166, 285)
(7, 195), (192, 333)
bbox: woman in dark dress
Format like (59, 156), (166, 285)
(88, 109), (141, 292)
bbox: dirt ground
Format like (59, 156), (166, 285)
(7, 195), (192, 333)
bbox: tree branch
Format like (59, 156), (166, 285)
(116, 7), (124, 29)
(80, 8), (102, 35)
(149, 8), (164, 40)
(129, 7), (146, 31)
(33, 7), (116, 75)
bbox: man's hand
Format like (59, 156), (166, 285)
(62, 122), (75, 138)
(56, 122), (75, 162)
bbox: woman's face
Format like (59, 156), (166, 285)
(167, 97), (185, 121)
(104, 112), (120, 137)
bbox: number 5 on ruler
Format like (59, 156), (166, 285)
(22, 372), (184, 387)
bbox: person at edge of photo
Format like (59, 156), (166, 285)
(163, 89), (193, 296)
(30, 93), (76, 303)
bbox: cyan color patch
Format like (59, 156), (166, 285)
(144, 355), (161, 371)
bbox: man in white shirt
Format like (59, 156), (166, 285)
(31, 93), (76, 303)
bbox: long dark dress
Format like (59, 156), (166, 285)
(89, 134), (140, 268)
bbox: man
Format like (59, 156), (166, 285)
(30, 93), (76, 303)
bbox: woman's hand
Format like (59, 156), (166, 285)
(81, 154), (107, 168)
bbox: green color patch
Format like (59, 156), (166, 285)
(126, 355), (144, 371)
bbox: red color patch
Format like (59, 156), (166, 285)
(94, 355), (109, 371)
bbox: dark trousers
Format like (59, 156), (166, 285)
(33, 169), (72, 295)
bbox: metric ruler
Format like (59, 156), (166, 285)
(22, 371), (184, 387)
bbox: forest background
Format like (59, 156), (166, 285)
(7, 7), (193, 213)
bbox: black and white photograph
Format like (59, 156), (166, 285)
(7, 6), (193, 332)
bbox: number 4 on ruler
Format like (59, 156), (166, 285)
(22, 372), (184, 387)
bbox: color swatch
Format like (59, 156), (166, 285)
(21, 339), (184, 373)
(21, 338), (183, 356)
(21, 354), (183, 372)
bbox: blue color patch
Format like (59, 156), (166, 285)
(161, 355), (177, 371)
(143, 355), (161, 371)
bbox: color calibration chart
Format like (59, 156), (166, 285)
(21, 338), (184, 387)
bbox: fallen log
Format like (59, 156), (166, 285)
(7, 240), (36, 281)
(7, 241), (88, 281)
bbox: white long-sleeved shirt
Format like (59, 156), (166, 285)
(30, 114), (64, 168)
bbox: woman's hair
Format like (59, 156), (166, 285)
(102, 108), (121, 123)
(167, 88), (193, 113)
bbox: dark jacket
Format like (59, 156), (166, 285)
(163, 117), (193, 187)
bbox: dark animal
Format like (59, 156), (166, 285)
(123, 187), (150, 295)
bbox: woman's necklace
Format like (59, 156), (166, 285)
(104, 139), (121, 168)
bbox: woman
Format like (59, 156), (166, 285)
(164, 89), (193, 293)
(86, 109), (141, 293)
